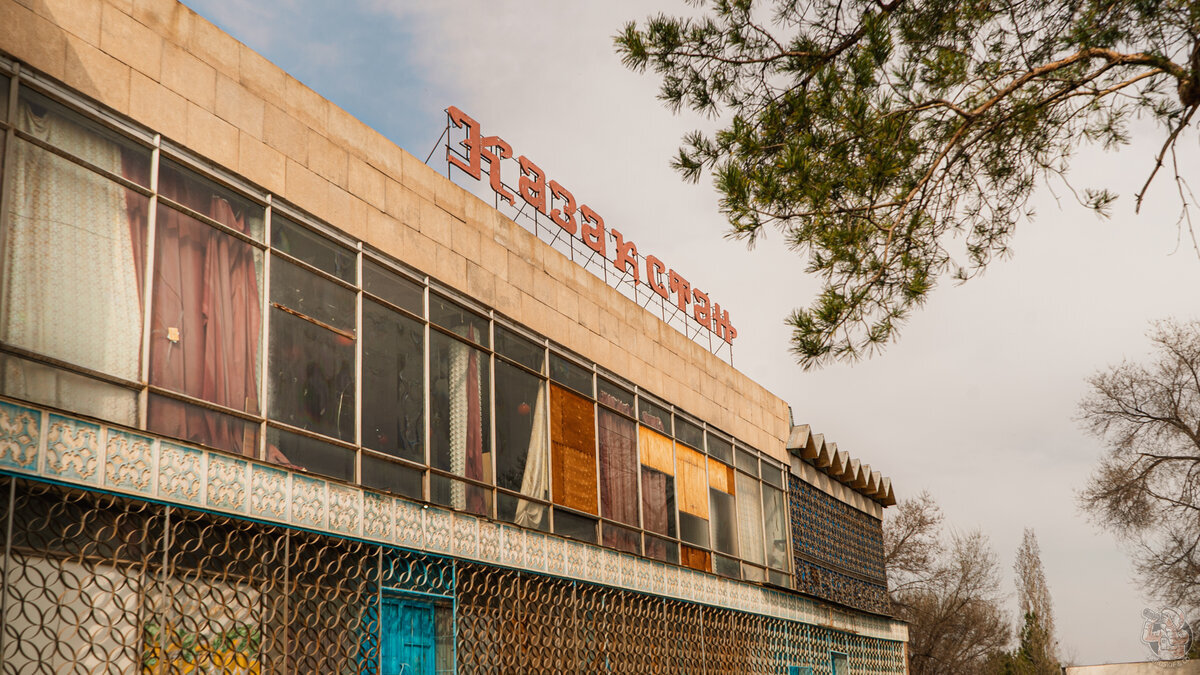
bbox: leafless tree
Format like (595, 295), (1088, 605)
(1079, 318), (1200, 616)
(885, 492), (1011, 675)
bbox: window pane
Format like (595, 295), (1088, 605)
(602, 523), (640, 555)
(549, 354), (591, 396)
(769, 569), (792, 589)
(0, 352), (137, 426)
(497, 492), (550, 532)
(362, 300), (423, 463)
(429, 473), (490, 517)
(639, 426), (674, 475)
(550, 384), (596, 514)
(640, 466), (676, 538)
(159, 159), (263, 240)
(3, 139), (148, 381)
(675, 417), (703, 450)
(429, 332), (491, 489)
(762, 464), (784, 488)
(16, 87), (151, 186)
(361, 453), (423, 501)
(271, 215), (355, 282)
(709, 488), (738, 556)
(430, 294), (487, 347)
(597, 379), (634, 416)
(707, 434), (733, 464)
(736, 448), (759, 476)
(266, 426), (354, 482)
(679, 512), (709, 548)
(148, 394), (258, 458)
(553, 508), (597, 544)
(267, 307), (355, 442)
(681, 545), (711, 573)
(645, 534), (678, 564)
(495, 361), (548, 500)
(271, 257), (354, 331)
(675, 445), (708, 520)
(737, 472), (765, 565)
(0, 75), (8, 122)
(496, 326), (543, 372)
(713, 554), (740, 580)
(742, 564), (766, 583)
(364, 259), (422, 315)
(598, 409), (638, 527)
(150, 203), (261, 412)
(763, 484), (789, 571)
(638, 399), (670, 434)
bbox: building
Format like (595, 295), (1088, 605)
(0, 1), (907, 672)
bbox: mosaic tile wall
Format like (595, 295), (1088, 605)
(0, 397), (906, 643)
(789, 473), (891, 615)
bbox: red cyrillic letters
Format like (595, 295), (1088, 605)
(446, 106), (736, 344)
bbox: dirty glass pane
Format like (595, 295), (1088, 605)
(364, 258), (423, 316)
(271, 256), (355, 332)
(159, 158), (263, 240)
(553, 508), (597, 544)
(602, 523), (640, 555)
(16, 86), (150, 186)
(597, 379), (634, 417)
(498, 493), (550, 532)
(763, 484), (789, 571)
(361, 453), (423, 501)
(362, 299), (424, 463)
(494, 360), (547, 499)
(707, 434), (733, 464)
(267, 307), (355, 442)
(429, 473), (491, 518)
(266, 426), (354, 482)
(644, 534), (678, 565)
(495, 326), (543, 372)
(0, 74), (9, 122)
(0, 352), (137, 426)
(549, 354), (591, 397)
(675, 416), (703, 450)
(638, 399), (670, 435)
(430, 294), (487, 347)
(148, 393), (259, 458)
(272, 214), (355, 282)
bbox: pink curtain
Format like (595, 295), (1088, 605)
(148, 172), (261, 457)
(598, 409), (638, 526)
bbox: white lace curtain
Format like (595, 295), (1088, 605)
(1, 102), (143, 423)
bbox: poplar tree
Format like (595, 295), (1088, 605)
(616, 0), (1200, 368)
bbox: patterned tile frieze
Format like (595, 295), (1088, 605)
(0, 397), (906, 643)
(0, 401), (40, 471)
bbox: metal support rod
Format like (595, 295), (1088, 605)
(0, 477), (16, 670)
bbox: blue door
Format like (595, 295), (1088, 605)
(381, 596), (436, 675)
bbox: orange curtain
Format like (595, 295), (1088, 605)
(550, 384), (597, 514)
(675, 446), (708, 519)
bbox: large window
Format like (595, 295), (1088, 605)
(0, 72), (816, 589)
(1, 88), (150, 426)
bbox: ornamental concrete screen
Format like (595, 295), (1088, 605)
(0, 2), (906, 673)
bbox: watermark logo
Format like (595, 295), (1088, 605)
(1140, 607), (1193, 660)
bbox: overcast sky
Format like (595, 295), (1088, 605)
(182, 0), (1200, 664)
